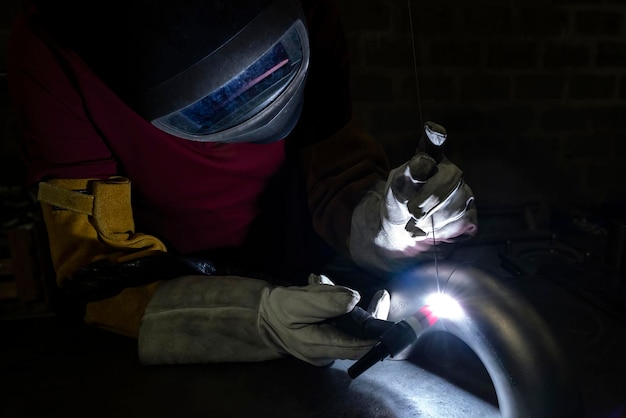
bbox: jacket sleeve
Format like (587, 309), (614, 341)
(299, 120), (389, 255)
(294, 0), (390, 254)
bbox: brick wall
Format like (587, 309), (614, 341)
(338, 0), (626, 212)
(1, 0), (625, 212)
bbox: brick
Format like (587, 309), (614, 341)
(615, 132), (626, 160)
(403, 74), (457, 101)
(487, 42), (538, 68)
(463, 7), (512, 35)
(371, 105), (421, 134)
(338, 0), (391, 32)
(460, 75), (511, 102)
(564, 133), (612, 158)
(554, 0), (602, 4)
(544, 43), (591, 68)
(431, 41), (482, 67)
(430, 107), (486, 133)
(574, 10), (623, 37)
(589, 105), (626, 130)
(388, 3), (411, 39)
(461, 133), (512, 159)
(586, 159), (626, 201)
(350, 70), (395, 102)
(381, 133), (422, 167)
(390, 0), (451, 39)
(523, 135), (561, 159)
(569, 75), (616, 99)
(399, 74), (419, 102)
(540, 107), (590, 132)
(515, 75), (566, 100)
(597, 42), (626, 67)
(455, 134), (492, 160)
(484, 106), (535, 132)
(509, 135), (560, 171)
(363, 36), (414, 68)
(519, 8), (571, 37)
(410, 5), (463, 35)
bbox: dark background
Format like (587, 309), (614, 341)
(1, 1), (626, 304)
(337, 0), (626, 217)
(2, 0), (626, 212)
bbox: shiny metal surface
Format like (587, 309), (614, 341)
(1, 239), (625, 417)
(0, 315), (500, 418)
(385, 262), (583, 418)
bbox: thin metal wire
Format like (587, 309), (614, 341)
(409, 0), (441, 292)
(431, 215), (441, 293)
(407, 0), (424, 131)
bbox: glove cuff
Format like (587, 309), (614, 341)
(138, 275), (282, 364)
(37, 177), (167, 286)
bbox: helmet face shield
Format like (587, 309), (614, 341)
(152, 21), (309, 142)
(138, 0), (310, 143)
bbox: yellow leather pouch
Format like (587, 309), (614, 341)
(38, 177), (167, 337)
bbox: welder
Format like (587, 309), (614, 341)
(7, 0), (477, 366)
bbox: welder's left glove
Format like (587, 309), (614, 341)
(349, 152), (478, 276)
(139, 274), (389, 366)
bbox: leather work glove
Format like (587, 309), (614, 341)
(349, 122), (478, 276)
(139, 274), (389, 367)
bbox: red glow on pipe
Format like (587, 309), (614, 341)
(418, 305), (439, 326)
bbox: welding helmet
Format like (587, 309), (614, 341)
(36, 0), (309, 144)
(124, 0), (310, 144)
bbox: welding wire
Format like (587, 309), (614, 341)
(408, 0), (440, 291)
(407, 0), (424, 131)
(431, 216), (441, 293)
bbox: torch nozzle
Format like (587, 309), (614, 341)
(347, 341), (390, 379)
(347, 307), (437, 379)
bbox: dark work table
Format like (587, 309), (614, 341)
(2, 222), (626, 417)
(0, 314), (503, 418)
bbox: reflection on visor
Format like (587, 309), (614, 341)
(159, 24), (304, 136)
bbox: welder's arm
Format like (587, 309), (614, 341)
(139, 274), (382, 366)
(299, 118), (391, 254)
(349, 152), (478, 276)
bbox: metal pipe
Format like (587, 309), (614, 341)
(384, 261), (583, 418)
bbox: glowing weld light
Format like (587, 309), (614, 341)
(424, 293), (464, 320)
(417, 305), (439, 327)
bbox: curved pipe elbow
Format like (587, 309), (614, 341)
(386, 261), (583, 418)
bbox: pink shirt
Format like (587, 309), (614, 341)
(9, 11), (286, 254)
(9, 1), (387, 278)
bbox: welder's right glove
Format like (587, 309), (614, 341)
(349, 152), (478, 276)
(139, 274), (385, 366)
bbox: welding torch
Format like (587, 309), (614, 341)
(331, 304), (438, 379)
(331, 122), (448, 377)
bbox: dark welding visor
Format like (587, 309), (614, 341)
(139, 0), (310, 143)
